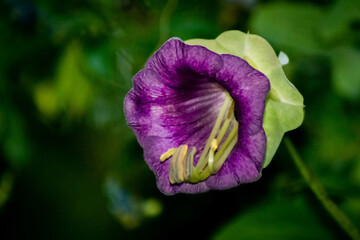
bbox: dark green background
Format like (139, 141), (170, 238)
(0, 0), (360, 239)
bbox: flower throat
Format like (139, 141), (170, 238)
(160, 93), (238, 184)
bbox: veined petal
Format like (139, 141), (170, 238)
(146, 38), (224, 87)
(124, 37), (270, 195)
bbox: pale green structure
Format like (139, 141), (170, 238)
(186, 30), (304, 167)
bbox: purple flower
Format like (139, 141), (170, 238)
(124, 38), (270, 195)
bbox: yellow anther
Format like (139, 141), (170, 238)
(169, 145), (188, 184)
(176, 145), (188, 182)
(160, 148), (177, 162)
(211, 139), (218, 151)
(208, 139), (218, 174)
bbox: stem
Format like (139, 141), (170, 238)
(284, 137), (360, 240)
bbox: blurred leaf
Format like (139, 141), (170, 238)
(84, 43), (115, 82)
(172, 15), (217, 40)
(34, 82), (59, 119)
(310, 93), (360, 163)
(213, 194), (335, 240)
(50, 11), (106, 43)
(331, 47), (360, 101)
(83, 42), (133, 89)
(298, 85), (360, 197)
(250, 2), (324, 54)
(0, 172), (14, 211)
(319, 0), (360, 43)
(56, 41), (93, 116)
(171, 1), (220, 40)
(33, 41), (94, 120)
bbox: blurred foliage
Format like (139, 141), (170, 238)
(0, 0), (359, 239)
(214, 193), (335, 240)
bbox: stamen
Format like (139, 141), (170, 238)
(213, 121), (238, 172)
(169, 145), (188, 184)
(160, 148), (177, 162)
(215, 121), (238, 164)
(176, 146), (188, 182)
(216, 101), (234, 144)
(160, 93), (239, 184)
(185, 147), (196, 180)
(216, 118), (231, 145)
(208, 139), (218, 173)
(214, 134), (237, 172)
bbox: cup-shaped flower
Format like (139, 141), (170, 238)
(124, 37), (271, 195)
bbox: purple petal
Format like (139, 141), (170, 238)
(146, 38), (224, 87)
(124, 38), (270, 195)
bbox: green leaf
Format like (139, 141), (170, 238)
(56, 41), (93, 117)
(34, 82), (59, 119)
(249, 2), (324, 54)
(34, 41), (94, 119)
(331, 47), (360, 101)
(186, 31), (304, 167)
(213, 195), (335, 240)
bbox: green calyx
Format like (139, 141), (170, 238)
(185, 30), (304, 167)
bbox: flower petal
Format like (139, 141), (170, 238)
(146, 38), (223, 87)
(125, 37), (270, 194)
